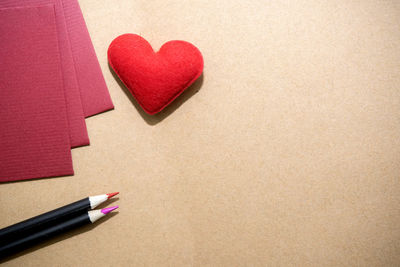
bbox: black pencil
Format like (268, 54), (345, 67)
(0, 206), (118, 258)
(0, 192), (118, 244)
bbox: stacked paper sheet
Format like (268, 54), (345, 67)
(0, 0), (113, 182)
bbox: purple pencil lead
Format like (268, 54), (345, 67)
(101, 206), (119, 214)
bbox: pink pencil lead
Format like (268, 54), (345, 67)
(101, 206), (119, 214)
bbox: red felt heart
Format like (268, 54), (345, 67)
(108, 34), (204, 115)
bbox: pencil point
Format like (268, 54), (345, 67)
(106, 192), (119, 199)
(101, 206), (119, 214)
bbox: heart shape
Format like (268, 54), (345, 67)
(108, 34), (204, 115)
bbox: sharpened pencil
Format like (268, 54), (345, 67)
(0, 192), (119, 244)
(0, 206), (118, 258)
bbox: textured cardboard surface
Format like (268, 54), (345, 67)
(1, 0), (400, 265)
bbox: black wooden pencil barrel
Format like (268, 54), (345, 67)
(0, 213), (91, 258)
(0, 198), (89, 244)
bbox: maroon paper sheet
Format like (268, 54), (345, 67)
(62, 0), (114, 117)
(0, 0), (89, 148)
(0, 5), (74, 182)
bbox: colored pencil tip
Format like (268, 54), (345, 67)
(101, 206), (119, 214)
(106, 192), (119, 199)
